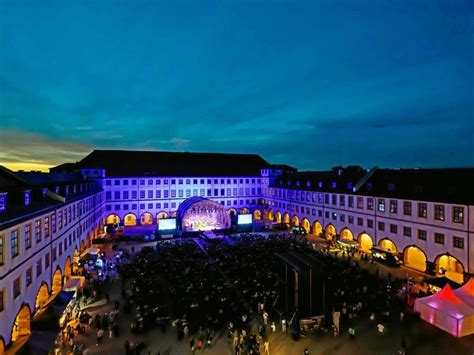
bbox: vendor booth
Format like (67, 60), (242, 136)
(414, 284), (474, 337)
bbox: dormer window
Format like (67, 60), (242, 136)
(387, 183), (396, 191)
(0, 193), (7, 212)
(306, 181), (311, 187)
(73, 184), (77, 193)
(347, 182), (353, 189)
(367, 183), (373, 190)
(65, 185), (69, 195)
(42, 188), (48, 198)
(296, 181), (301, 187)
(331, 182), (336, 189)
(318, 181), (323, 188)
(55, 186), (60, 194)
(24, 190), (31, 206)
(287, 180), (291, 186)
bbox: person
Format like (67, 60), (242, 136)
(263, 340), (270, 355)
(271, 322), (276, 332)
(190, 338), (195, 351)
(96, 328), (104, 346)
(400, 311), (404, 321)
(263, 311), (269, 325)
(348, 327), (355, 339)
(282, 319), (287, 333)
(304, 349), (309, 355)
(377, 323), (384, 334)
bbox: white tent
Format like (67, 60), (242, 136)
(454, 278), (474, 308)
(414, 284), (474, 338)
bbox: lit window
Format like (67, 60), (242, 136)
(453, 206), (464, 223)
(0, 193), (6, 212)
(24, 190), (31, 206)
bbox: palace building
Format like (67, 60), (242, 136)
(0, 150), (473, 352)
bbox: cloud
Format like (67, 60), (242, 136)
(0, 129), (92, 170)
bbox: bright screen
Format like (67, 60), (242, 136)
(159, 218), (177, 230)
(237, 214), (252, 225)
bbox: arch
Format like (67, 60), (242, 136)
(51, 268), (63, 295)
(11, 304), (31, 342)
(253, 210), (262, 220)
(106, 214), (120, 224)
(291, 215), (300, 226)
(301, 218), (310, 233)
(79, 241), (85, 253)
(358, 232), (373, 252)
(64, 256), (72, 278)
(267, 209), (274, 221)
(140, 212), (153, 225)
(282, 213), (290, 224)
(378, 238), (398, 253)
(435, 254), (464, 284)
(240, 207), (250, 214)
(403, 245), (427, 272)
(124, 213), (137, 226)
(156, 212), (168, 220)
(325, 224), (336, 240)
(35, 282), (49, 309)
(312, 221), (322, 236)
(275, 211), (282, 224)
(73, 248), (80, 273)
(340, 228), (353, 241)
(227, 208), (237, 216)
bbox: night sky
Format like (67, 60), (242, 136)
(0, 0), (473, 171)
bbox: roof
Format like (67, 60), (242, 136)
(76, 150), (271, 177)
(271, 167), (474, 205)
(359, 168), (474, 205)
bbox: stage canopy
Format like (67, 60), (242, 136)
(414, 284), (474, 337)
(454, 278), (474, 308)
(177, 197), (231, 232)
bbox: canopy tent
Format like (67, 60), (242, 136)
(414, 284), (474, 337)
(63, 276), (85, 291)
(425, 276), (461, 291)
(80, 247), (100, 260)
(454, 278), (474, 308)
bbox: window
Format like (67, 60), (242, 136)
(367, 198), (374, 210)
(11, 229), (19, 257)
(115, 191), (121, 200)
(403, 226), (411, 237)
(339, 195), (345, 206)
(378, 199), (385, 212)
(24, 224), (32, 249)
(434, 205), (445, 221)
(26, 267), (32, 286)
(148, 179), (153, 185)
(140, 191), (145, 199)
(348, 196), (354, 208)
(132, 191), (138, 199)
(35, 219), (42, 242)
(0, 193), (6, 212)
(52, 213), (56, 232)
(332, 195), (337, 205)
(418, 229), (426, 240)
(403, 201), (412, 216)
(390, 224), (398, 234)
(357, 217), (363, 226)
(36, 258), (42, 276)
(357, 197), (363, 209)
(44, 217), (50, 238)
(434, 233), (444, 244)
(0, 235), (3, 264)
(378, 222), (385, 231)
(13, 277), (21, 298)
(105, 180), (111, 186)
(106, 191), (112, 200)
(453, 236), (464, 249)
(24, 190), (31, 206)
(367, 219), (373, 228)
(325, 194), (329, 204)
(453, 206), (464, 223)
(418, 203), (427, 218)
(148, 190), (153, 198)
(389, 200), (398, 214)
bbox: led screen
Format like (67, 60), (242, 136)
(237, 214), (252, 225)
(159, 218), (177, 230)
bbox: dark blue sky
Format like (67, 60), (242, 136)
(0, 0), (473, 171)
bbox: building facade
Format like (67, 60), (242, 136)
(1, 150), (473, 352)
(0, 167), (105, 353)
(262, 167), (474, 283)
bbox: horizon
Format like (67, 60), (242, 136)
(1, 0), (473, 172)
